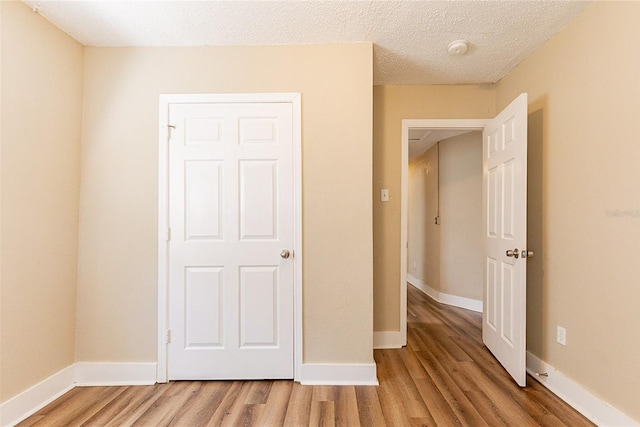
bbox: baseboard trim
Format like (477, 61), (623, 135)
(298, 363), (378, 386)
(373, 331), (403, 349)
(526, 352), (637, 426)
(75, 362), (157, 386)
(0, 365), (75, 427)
(407, 274), (483, 313)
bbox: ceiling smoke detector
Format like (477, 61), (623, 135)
(447, 39), (469, 56)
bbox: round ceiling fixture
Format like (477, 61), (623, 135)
(447, 39), (469, 56)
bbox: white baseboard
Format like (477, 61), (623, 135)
(75, 362), (157, 386)
(408, 274), (439, 301)
(526, 352), (638, 426)
(0, 365), (75, 427)
(408, 274), (483, 313)
(298, 363), (378, 386)
(439, 292), (483, 313)
(373, 331), (403, 349)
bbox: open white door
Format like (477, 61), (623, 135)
(482, 93), (530, 386)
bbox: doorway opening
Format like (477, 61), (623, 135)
(400, 120), (488, 345)
(406, 130), (484, 314)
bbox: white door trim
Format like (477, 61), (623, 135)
(157, 93), (302, 382)
(400, 119), (489, 345)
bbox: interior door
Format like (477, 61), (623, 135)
(167, 101), (294, 379)
(482, 93), (529, 386)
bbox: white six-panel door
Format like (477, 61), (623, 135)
(167, 101), (294, 379)
(482, 93), (529, 387)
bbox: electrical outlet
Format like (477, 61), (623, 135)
(557, 326), (567, 346)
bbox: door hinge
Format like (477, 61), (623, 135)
(167, 329), (171, 344)
(167, 124), (176, 140)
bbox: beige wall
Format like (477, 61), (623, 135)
(439, 132), (483, 300)
(76, 44), (374, 365)
(407, 145), (440, 290)
(496, 2), (640, 420)
(0, 1), (83, 401)
(373, 85), (494, 331)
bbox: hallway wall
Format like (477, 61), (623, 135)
(439, 132), (483, 301)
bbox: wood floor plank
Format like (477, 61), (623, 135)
(413, 376), (463, 427)
(17, 387), (93, 426)
(374, 351), (417, 426)
(80, 385), (157, 426)
(414, 350), (489, 427)
(333, 386), (361, 427)
(461, 390), (512, 427)
(27, 386), (126, 427)
(282, 383), (312, 426)
(378, 350), (433, 420)
(253, 380), (292, 426)
(129, 381), (200, 426)
(103, 382), (173, 427)
(233, 403), (265, 427)
(524, 382), (597, 426)
(309, 401), (335, 427)
(168, 381), (233, 426)
(205, 381), (252, 426)
(354, 386), (385, 427)
(244, 381), (273, 405)
(311, 385), (336, 402)
(17, 284), (595, 427)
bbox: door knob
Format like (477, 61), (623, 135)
(506, 248), (519, 258)
(521, 249), (534, 258)
(280, 249), (291, 259)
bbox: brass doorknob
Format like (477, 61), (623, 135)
(506, 248), (520, 258)
(280, 250), (291, 259)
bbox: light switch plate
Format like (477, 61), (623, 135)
(381, 189), (389, 202)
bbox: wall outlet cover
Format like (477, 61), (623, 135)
(557, 326), (567, 346)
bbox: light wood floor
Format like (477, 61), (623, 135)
(19, 285), (593, 426)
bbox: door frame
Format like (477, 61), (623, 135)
(157, 93), (303, 382)
(400, 119), (489, 345)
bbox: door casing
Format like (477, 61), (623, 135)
(157, 93), (303, 383)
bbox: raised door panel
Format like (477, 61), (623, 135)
(239, 160), (278, 240)
(184, 267), (224, 349)
(239, 266), (279, 348)
(185, 161), (223, 240)
(185, 117), (224, 145)
(239, 117), (277, 144)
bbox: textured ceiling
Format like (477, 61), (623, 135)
(23, 0), (590, 85)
